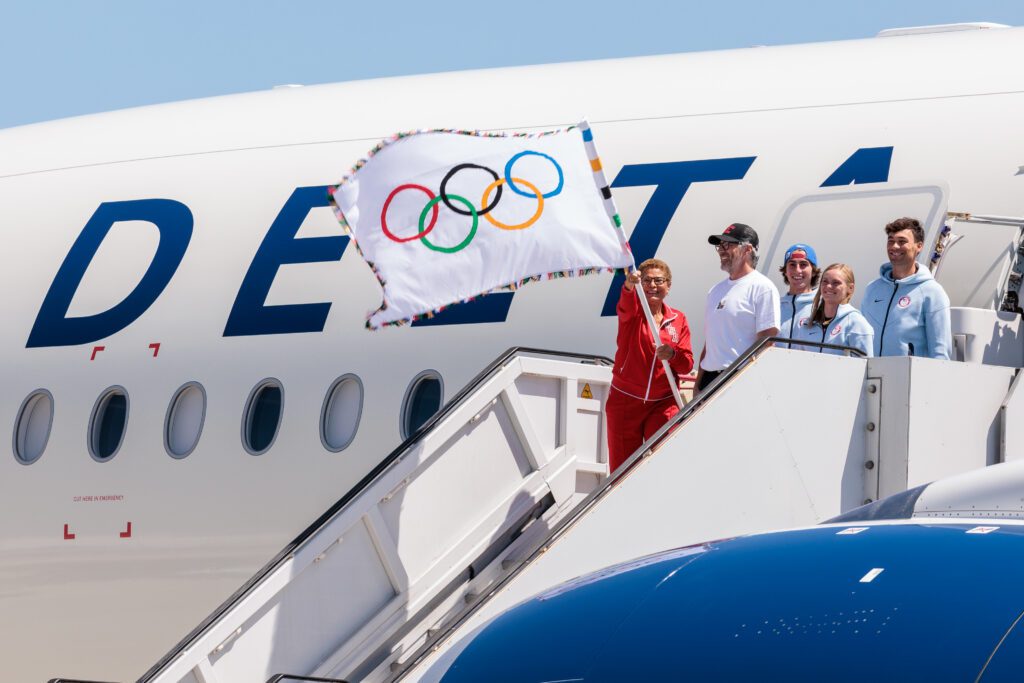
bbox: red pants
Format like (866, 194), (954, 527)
(605, 389), (680, 472)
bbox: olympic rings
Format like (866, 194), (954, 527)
(440, 164), (502, 216)
(381, 184), (438, 243)
(418, 194), (478, 254)
(481, 178), (544, 230)
(504, 151), (563, 199)
(379, 151), (564, 253)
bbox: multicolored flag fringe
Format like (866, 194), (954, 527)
(329, 123), (633, 329)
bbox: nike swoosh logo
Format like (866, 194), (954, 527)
(873, 299), (885, 303)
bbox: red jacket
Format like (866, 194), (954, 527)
(612, 285), (694, 401)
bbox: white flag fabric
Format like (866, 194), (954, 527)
(329, 125), (633, 329)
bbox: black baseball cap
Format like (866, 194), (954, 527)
(708, 223), (759, 249)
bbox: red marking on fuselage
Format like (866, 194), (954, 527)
(90, 346), (105, 361)
(120, 521), (132, 538)
(63, 524), (75, 540)
(149, 343), (160, 357)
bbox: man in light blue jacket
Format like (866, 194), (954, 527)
(861, 217), (952, 359)
(778, 243), (819, 348)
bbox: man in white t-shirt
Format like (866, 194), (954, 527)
(695, 222), (781, 393)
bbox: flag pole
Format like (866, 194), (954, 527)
(579, 120), (686, 410)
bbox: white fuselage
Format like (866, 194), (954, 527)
(2, 25), (1023, 681)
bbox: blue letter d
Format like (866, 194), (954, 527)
(26, 199), (193, 348)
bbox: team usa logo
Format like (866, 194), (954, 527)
(667, 327), (679, 343)
(830, 324), (842, 337)
(898, 295), (912, 309)
(799, 316), (809, 326)
(380, 151), (565, 254)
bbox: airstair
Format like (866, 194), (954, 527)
(49, 327), (1007, 683)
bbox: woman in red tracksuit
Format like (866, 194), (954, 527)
(606, 258), (694, 472)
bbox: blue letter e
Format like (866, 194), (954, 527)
(26, 199), (193, 348)
(223, 186), (348, 337)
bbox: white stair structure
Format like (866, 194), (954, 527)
(123, 338), (1024, 683)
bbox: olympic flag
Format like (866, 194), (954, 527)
(329, 123), (633, 329)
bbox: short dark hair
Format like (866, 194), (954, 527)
(885, 217), (925, 244)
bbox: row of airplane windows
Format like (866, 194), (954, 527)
(11, 371), (445, 465)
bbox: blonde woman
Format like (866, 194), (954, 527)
(792, 263), (873, 357)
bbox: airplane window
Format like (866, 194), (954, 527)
(90, 387), (128, 461)
(13, 390), (53, 465)
(165, 382), (206, 459)
(401, 371), (443, 440)
(321, 374), (363, 452)
(243, 380), (283, 455)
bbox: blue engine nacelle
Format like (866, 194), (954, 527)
(432, 523), (1024, 682)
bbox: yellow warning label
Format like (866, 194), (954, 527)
(580, 383), (594, 399)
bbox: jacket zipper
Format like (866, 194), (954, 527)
(644, 316), (675, 401)
(644, 357), (656, 401)
(643, 319), (658, 401)
(787, 297), (797, 349)
(878, 282), (899, 352)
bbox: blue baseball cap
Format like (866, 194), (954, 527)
(783, 243), (817, 267)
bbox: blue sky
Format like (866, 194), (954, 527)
(3, 1), (1024, 129)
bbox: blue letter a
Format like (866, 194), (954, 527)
(26, 199), (193, 348)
